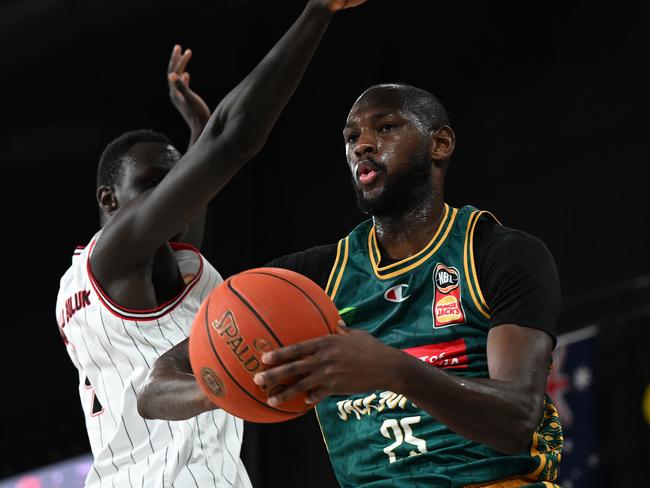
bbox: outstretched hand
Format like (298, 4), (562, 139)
(167, 45), (211, 139)
(314, 0), (368, 12)
(253, 323), (403, 406)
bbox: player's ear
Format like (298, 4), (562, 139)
(431, 125), (455, 162)
(97, 185), (118, 216)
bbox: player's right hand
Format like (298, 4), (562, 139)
(167, 45), (211, 135)
(313, 0), (368, 12)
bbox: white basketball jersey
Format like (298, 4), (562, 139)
(55, 231), (252, 488)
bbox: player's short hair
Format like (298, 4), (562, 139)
(364, 83), (450, 132)
(96, 129), (173, 188)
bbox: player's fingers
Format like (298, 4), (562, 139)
(177, 49), (192, 74)
(261, 336), (329, 365)
(253, 358), (313, 387)
(267, 374), (322, 407)
(343, 0), (369, 9)
(173, 89), (186, 103)
(170, 74), (193, 100)
(181, 72), (190, 86)
(168, 73), (184, 100)
(335, 321), (348, 335)
(305, 386), (327, 404)
(167, 44), (181, 74)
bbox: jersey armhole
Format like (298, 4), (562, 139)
(325, 237), (349, 301)
(463, 210), (500, 319)
(86, 240), (205, 321)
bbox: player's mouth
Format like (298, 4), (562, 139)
(355, 159), (382, 186)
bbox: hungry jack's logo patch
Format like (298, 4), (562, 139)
(432, 263), (466, 328)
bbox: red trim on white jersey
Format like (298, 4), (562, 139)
(86, 240), (204, 321)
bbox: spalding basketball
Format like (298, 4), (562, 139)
(189, 267), (340, 423)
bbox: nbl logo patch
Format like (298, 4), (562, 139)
(432, 263), (466, 328)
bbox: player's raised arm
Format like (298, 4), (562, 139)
(167, 45), (212, 249)
(92, 0), (367, 283)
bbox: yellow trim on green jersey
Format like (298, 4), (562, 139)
(326, 237), (349, 301)
(463, 211), (490, 318)
(369, 203), (450, 272)
(314, 407), (330, 452)
(470, 210), (501, 311)
(367, 204), (458, 280)
(469, 213), (489, 312)
(463, 476), (560, 487)
(526, 398), (562, 482)
(325, 239), (343, 294)
(463, 210), (500, 319)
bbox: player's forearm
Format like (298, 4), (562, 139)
(101, 2), (335, 264)
(138, 370), (215, 421)
(389, 352), (544, 454)
(137, 342), (216, 421)
(182, 208), (207, 250)
(188, 126), (204, 149)
(204, 2), (334, 157)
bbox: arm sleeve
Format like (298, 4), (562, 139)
(474, 219), (562, 344)
(264, 243), (338, 290)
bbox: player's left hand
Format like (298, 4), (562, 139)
(254, 322), (402, 406)
(312, 0), (368, 12)
(167, 44), (211, 134)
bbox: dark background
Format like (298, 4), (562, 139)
(1, 0), (649, 485)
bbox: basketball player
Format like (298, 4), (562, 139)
(55, 1), (367, 486)
(138, 88), (562, 487)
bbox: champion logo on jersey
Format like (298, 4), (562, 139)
(384, 284), (410, 303)
(432, 263), (466, 328)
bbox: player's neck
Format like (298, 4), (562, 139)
(373, 196), (445, 262)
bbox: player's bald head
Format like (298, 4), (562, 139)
(351, 83), (450, 133)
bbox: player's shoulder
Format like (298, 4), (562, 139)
(265, 243), (338, 289)
(267, 243), (338, 269)
(475, 219), (553, 260)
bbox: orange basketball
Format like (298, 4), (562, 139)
(189, 267), (340, 423)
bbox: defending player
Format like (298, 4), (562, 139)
(55, 1), (367, 486)
(138, 81), (564, 487)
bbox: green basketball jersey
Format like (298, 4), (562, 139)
(315, 204), (562, 488)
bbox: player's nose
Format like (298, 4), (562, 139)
(353, 134), (377, 158)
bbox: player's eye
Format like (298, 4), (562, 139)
(345, 133), (359, 144)
(379, 123), (395, 132)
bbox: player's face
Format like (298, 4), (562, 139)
(116, 142), (181, 204)
(343, 90), (433, 216)
(114, 142), (189, 241)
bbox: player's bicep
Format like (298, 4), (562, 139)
(486, 323), (553, 390)
(480, 228), (561, 340)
